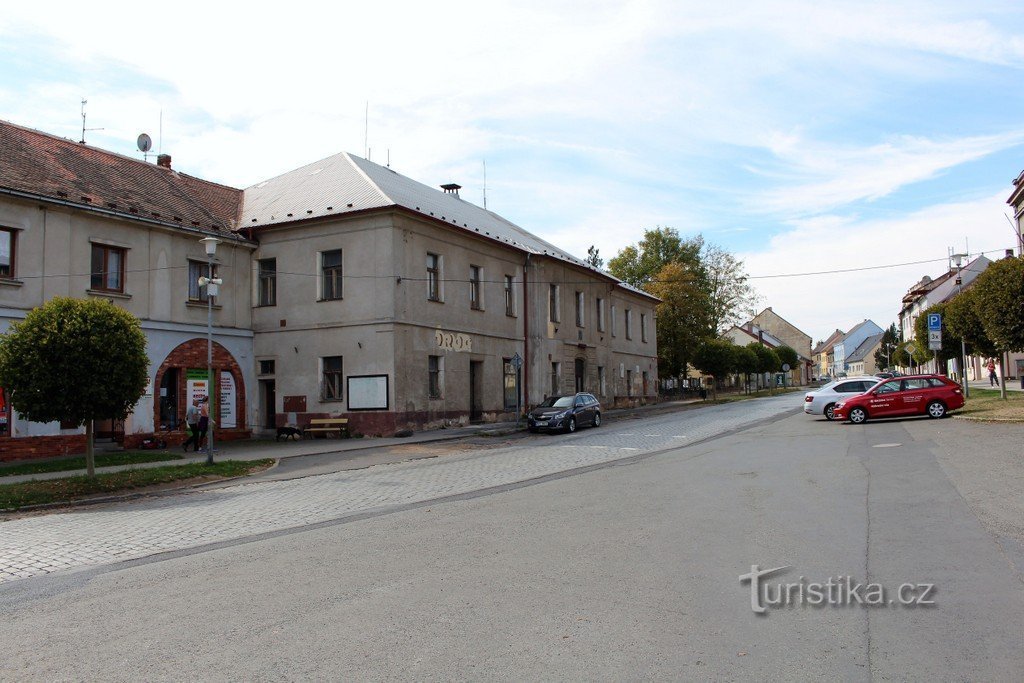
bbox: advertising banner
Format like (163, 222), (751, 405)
(219, 371), (236, 428)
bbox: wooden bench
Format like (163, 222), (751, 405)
(303, 418), (349, 439)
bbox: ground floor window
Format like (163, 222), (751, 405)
(428, 355), (443, 399)
(503, 359), (519, 411)
(550, 362), (560, 395)
(322, 356), (343, 401)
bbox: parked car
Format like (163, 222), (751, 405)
(527, 393), (601, 433)
(874, 371), (904, 379)
(832, 374), (965, 424)
(803, 376), (879, 420)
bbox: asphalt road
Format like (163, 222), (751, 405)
(1, 399), (1022, 681)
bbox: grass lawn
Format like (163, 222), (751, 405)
(0, 459), (275, 511)
(0, 451), (184, 478)
(959, 388), (1024, 421)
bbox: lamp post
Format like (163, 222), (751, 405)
(198, 236), (222, 465)
(951, 253), (969, 398)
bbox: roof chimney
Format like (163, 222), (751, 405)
(157, 154), (172, 169)
(441, 183), (461, 196)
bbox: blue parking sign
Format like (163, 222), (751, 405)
(928, 313), (942, 331)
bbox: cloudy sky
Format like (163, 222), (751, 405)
(2, 0), (1022, 341)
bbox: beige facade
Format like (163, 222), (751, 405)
(749, 307), (812, 358)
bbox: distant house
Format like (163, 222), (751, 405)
(812, 330), (844, 380)
(722, 321), (812, 386)
(845, 333), (884, 377)
(749, 307), (812, 359)
(832, 320), (884, 376)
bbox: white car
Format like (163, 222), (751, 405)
(803, 376), (880, 420)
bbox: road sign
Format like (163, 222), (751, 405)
(928, 313), (942, 331)
(928, 330), (942, 343)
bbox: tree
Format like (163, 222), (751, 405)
(945, 288), (998, 359)
(733, 345), (759, 394)
(585, 245), (604, 269)
(702, 243), (759, 334)
(607, 227), (704, 288)
(913, 302), (963, 370)
(691, 339), (736, 400)
(645, 262), (713, 378)
(0, 297), (149, 476)
(748, 343), (781, 392)
(972, 256), (1024, 353)
(873, 323), (901, 370)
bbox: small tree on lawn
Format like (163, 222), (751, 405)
(0, 297), (149, 476)
(971, 255), (1024, 398)
(692, 339), (736, 400)
(733, 345), (759, 394)
(748, 343), (780, 392)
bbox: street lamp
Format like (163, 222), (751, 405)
(198, 236), (222, 465)
(951, 252), (969, 398)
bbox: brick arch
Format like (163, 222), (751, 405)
(151, 339), (248, 443)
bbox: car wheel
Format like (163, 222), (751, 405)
(592, 412), (601, 427)
(566, 417), (577, 433)
(927, 401), (946, 419)
(824, 403), (836, 421)
(849, 407), (867, 424)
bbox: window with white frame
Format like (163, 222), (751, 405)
(549, 284), (560, 323)
(0, 228), (16, 278)
(257, 258), (277, 306)
(610, 305), (617, 337)
(575, 291), (584, 327)
(625, 309), (633, 340)
(641, 313), (648, 342)
(596, 297), (605, 332)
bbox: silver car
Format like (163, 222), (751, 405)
(803, 376), (879, 420)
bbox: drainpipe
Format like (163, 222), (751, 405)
(522, 254), (531, 409)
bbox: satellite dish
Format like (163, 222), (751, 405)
(137, 133), (152, 153)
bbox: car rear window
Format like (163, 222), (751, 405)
(927, 378), (948, 388)
(903, 379), (930, 390)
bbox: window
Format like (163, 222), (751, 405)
(427, 253), (441, 301)
(503, 359), (518, 410)
(625, 309), (633, 340)
(321, 249), (343, 301)
(470, 265), (482, 310)
(877, 380), (901, 394)
(0, 228), (15, 278)
(550, 362), (560, 394)
(903, 378), (930, 390)
(504, 275), (516, 316)
(428, 355), (443, 398)
(598, 366), (606, 396)
(91, 243), (125, 292)
(610, 305), (617, 337)
(575, 291), (584, 327)
(258, 360), (275, 375)
(258, 258), (277, 306)
(549, 284), (560, 323)
(641, 313), (648, 343)
(596, 298), (605, 332)
(321, 356), (343, 401)
(188, 260), (218, 302)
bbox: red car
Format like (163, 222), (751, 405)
(832, 374), (965, 424)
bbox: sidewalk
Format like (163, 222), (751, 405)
(967, 379), (1023, 393)
(0, 396), (709, 485)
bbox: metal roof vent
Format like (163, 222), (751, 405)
(441, 183), (461, 196)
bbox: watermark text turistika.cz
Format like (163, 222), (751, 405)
(739, 565), (936, 614)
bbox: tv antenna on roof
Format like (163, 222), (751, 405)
(79, 99), (104, 144)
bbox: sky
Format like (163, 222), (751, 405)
(2, 0), (1023, 342)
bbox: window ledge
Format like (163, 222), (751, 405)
(0, 278), (24, 288)
(316, 298), (344, 303)
(186, 300), (223, 311)
(87, 289), (131, 300)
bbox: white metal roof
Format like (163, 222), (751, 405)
(240, 151), (657, 301)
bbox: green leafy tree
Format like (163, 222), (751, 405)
(914, 302), (963, 369)
(645, 262), (714, 378)
(692, 339), (736, 400)
(585, 245), (604, 269)
(945, 288), (998, 359)
(733, 345), (759, 394)
(607, 227), (704, 288)
(0, 297), (149, 476)
(774, 345), (799, 387)
(748, 343), (780, 391)
(873, 323), (902, 370)
(972, 256), (1024, 353)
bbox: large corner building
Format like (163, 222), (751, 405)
(0, 120), (658, 457)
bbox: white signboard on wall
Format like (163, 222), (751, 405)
(347, 375), (389, 410)
(219, 371), (237, 428)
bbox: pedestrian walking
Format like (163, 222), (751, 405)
(182, 398), (201, 452)
(197, 397), (210, 450)
(987, 358), (997, 386)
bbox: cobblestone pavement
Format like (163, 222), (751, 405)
(0, 395), (799, 584)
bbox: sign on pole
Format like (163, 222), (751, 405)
(928, 313), (942, 331)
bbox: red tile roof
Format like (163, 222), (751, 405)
(0, 119), (242, 234)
